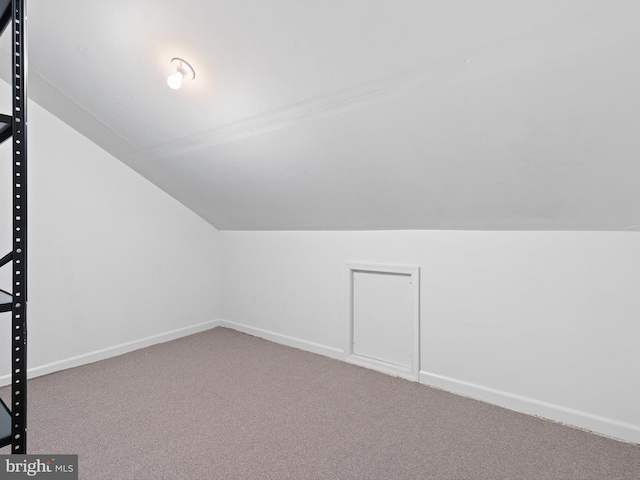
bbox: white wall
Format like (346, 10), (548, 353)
(220, 230), (640, 443)
(0, 81), (221, 382)
(1, 82), (638, 443)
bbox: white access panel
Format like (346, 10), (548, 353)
(346, 264), (420, 380)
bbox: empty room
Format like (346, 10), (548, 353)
(1, 0), (639, 478)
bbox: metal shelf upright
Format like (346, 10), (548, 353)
(0, 0), (28, 454)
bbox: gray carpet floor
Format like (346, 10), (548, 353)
(1, 327), (639, 479)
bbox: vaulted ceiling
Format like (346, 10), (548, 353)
(2, 0), (640, 230)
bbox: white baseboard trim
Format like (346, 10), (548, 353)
(0, 319), (221, 386)
(6, 318), (636, 445)
(346, 354), (418, 382)
(219, 319), (344, 360)
(420, 370), (640, 445)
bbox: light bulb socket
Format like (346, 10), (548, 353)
(170, 57), (195, 81)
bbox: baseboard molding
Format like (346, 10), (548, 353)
(219, 319), (344, 360)
(0, 319), (221, 386)
(420, 370), (640, 445)
(346, 354), (418, 382)
(215, 322), (640, 444)
(5, 318), (636, 445)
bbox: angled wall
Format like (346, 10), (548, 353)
(220, 230), (640, 443)
(0, 80), (221, 382)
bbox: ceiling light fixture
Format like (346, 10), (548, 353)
(167, 57), (195, 90)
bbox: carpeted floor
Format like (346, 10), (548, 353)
(1, 327), (639, 479)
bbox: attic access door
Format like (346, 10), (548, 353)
(345, 264), (420, 381)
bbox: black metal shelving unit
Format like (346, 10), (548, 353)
(0, 0), (28, 454)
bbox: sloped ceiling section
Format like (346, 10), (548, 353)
(2, 0), (640, 230)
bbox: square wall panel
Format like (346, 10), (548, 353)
(345, 263), (420, 380)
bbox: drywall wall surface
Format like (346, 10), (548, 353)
(0, 80), (221, 380)
(220, 230), (640, 442)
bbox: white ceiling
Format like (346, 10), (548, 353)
(3, 0), (640, 230)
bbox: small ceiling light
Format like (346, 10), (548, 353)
(167, 57), (195, 90)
